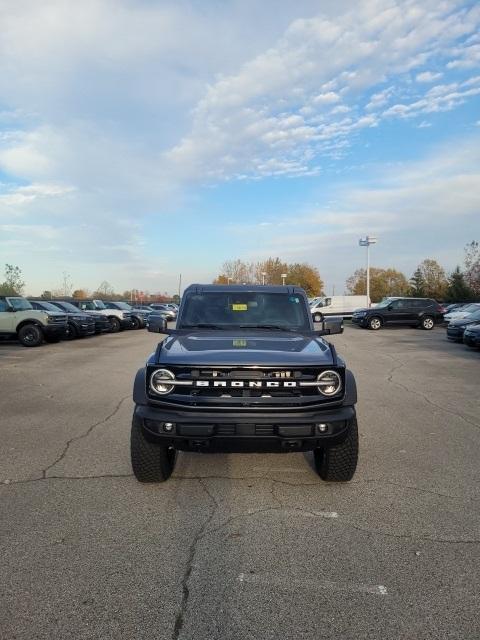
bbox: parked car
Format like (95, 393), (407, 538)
(30, 300), (95, 340)
(352, 297), (444, 330)
(444, 303), (467, 313)
(310, 295), (370, 321)
(69, 299), (134, 332)
(446, 309), (480, 342)
(148, 303), (177, 320)
(0, 296), (67, 347)
(463, 324), (480, 349)
(50, 301), (111, 334)
(103, 301), (147, 330)
(443, 303), (480, 324)
(131, 284), (355, 483)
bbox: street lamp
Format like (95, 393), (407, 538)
(281, 273), (287, 286)
(358, 235), (377, 307)
(261, 272), (267, 285)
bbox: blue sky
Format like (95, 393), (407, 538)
(0, 0), (479, 296)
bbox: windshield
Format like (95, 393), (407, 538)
(374, 299), (394, 309)
(179, 291), (310, 331)
(52, 301), (78, 312)
(7, 297), (33, 311)
(37, 301), (61, 312)
(112, 302), (131, 310)
(465, 310), (480, 321)
(460, 304), (480, 313)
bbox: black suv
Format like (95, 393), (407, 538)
(103, 301), (147, 330)
(352, 297), (444, 330)
(30, 300), (95, 339)
(50, 301), (111, 334)
(131, 284), (358, 483)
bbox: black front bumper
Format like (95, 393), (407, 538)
(351, 316), (366, 326)
(446, 327), (465, 341)
(134, 404), (355, 452)
(43, 324), (67, 338)
(76, 322), (96, 337)
(120, 318), (135, 329)
(463, 334), (480, 347)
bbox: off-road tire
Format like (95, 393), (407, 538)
(368, 316), (382, 330)
(313, 312), (323, 322)
(420, 315), (434, 330)
(131, 414), (177, 482)
(314, 418), (359, 481)
(64, 322), (78, 340)
(131, 316), (141, 330)
(17, 324), (43, 347)
(109, 316), (121, 333)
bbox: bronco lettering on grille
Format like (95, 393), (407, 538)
(194, 380), (298, 388)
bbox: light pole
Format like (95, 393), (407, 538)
(261, 272), (267, 285)
(281, 273), (287, 286)
(227, 277), (232, 285)
(358, 236), (377, 307)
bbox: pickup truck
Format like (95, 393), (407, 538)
(131, 284), (358, 483)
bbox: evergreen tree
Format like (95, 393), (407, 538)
(409, 268), (426, 297)
(446, 266), (474, 302)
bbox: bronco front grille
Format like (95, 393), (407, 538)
(147, 365), (344, 410)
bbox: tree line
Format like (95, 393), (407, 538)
(214, 241), (480, 303)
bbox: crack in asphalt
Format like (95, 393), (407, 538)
(172, 478), (219, 640)
(41, 395), (130, 478)
(384, 353), (480, 431)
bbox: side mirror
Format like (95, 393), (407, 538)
(147, 315), (168, 333)
(314, 317), (344, 335)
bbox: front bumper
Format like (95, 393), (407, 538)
(76, 322), (96, 337)
(351, 316), (367, 326)
(120, 317), (135, 329)
(446, 327), (465, 341)
(134, 403), (355, 452)
(463, 333), (480, 347)
(43, 324), (67, 338)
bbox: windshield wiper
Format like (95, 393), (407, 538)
(181, 323), (226, 329)
(239, 324), (296, 332)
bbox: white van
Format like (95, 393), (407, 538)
(310, 295), (370, 321)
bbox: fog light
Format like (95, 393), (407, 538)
(163, 422), (174, 432)
(317, 423), (328, 433)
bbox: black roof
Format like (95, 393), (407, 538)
(184, 284), (307, 295)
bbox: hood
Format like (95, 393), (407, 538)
(450, 317), (480, 327)
(156, 330), (334, 366)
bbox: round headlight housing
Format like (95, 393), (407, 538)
(150, 369), (175, 395)
(317, 370), (342, 396)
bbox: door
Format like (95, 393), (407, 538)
(0, 298), (16, 333)
(387, 299), (415, 324)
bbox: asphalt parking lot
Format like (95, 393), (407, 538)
(1, 326), (479, 640)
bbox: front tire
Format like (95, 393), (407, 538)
(131, 316), (141, 330)
(64, 322), (78, 340)
(420, 315), (434, 330)
(368, 316), (382, 330)
(131, 414), (177, 482)
(109, 317), (121, 333)
(18, 324), (43, 347)
(313, 418), (359, 481)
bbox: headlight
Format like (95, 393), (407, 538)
(150, 369), (175, 395)
(47, 315), (58, 323)
(317, 370), (342, 396)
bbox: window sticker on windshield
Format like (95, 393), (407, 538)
(233, 339), (247, 348)
(289, 296), (300, 304)
(232, 304), (248, 311)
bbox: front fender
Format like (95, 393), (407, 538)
(133, 367), (148, 405)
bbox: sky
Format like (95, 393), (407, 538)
(0, 0), (479, 296)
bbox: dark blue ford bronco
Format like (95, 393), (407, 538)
(131, 284), (358, 482)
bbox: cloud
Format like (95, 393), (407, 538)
(416, 71), (443, 82)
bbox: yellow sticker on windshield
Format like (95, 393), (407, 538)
(232, 304), (248, 311)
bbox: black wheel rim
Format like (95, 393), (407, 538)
(24, 329), (37, 344)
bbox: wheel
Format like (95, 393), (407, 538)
(17, 324), (43, 347)
(313, 418), (358, 481)
(131, 316), (141, 330)
(44, 335), (61, 343)
(313, 312), (323, 322)
(420, 315), (434, 330)
(109, 317), (121, 333)
(64, 322), (78, 340)
(368, 316), (382, 330)
(131, 414), (177, 482)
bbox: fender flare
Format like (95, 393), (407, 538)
(133, 367), (148, 405)
(343, 369), (357, 406)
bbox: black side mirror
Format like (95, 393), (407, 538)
(148, 316), (168, 333)
(314, 317), (344, 335)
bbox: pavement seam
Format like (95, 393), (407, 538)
(172, 478), (219, 640)
(42, 394), (130, 478)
